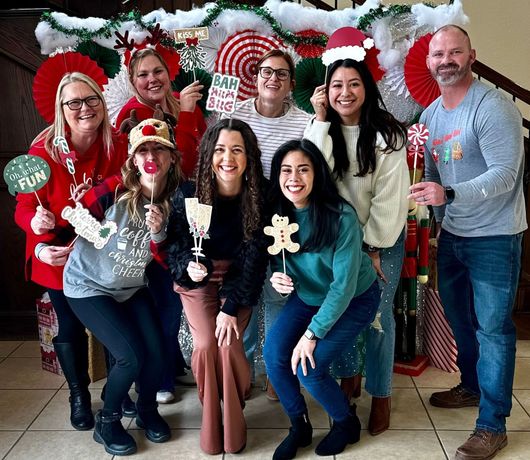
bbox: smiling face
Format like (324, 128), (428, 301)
(61, 82), (104, 136)
(212, 129), (248, 196)
(255, 56), (294, 105)
(133, 141), (174, 186)
(427, 27), (475, 87)
(327, 66), (366, 126)
(279, 150), (314, 209)
(132, 54), (171, 105)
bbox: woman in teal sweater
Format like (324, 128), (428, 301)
(263, 139), (381, 460)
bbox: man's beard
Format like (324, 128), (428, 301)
(431, 59), (472, 86)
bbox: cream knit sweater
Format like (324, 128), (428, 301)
(304, 119), (410, 248)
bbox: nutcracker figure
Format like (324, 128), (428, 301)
(395, 124), (430, 362)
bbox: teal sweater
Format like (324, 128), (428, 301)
(271, 205), (377, 338)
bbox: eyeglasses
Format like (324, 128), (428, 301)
(62, 96), (101, 111)
(258, 67), (291, 81)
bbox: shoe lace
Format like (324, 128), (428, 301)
(469, 430), (489, 445)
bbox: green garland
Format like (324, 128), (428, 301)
(198, 0), (327, 47)
(40, 2), (441, 50)
(357, 3), (436, 32)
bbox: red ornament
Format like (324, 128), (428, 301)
(141, 125), (157, 136)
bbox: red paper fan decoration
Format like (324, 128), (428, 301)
(294, 30), (327, 58)
(33, 52), (108, 124)
(404, 34), (441, 108)
(215, 30), (285, 101)
(365, 47), (385, 83)
(124, 44), (181, 81)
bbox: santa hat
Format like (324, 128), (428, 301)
(321, 27), (375, 66)
(321, 27), (384, 82)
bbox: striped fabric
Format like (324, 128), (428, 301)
(423, 288), (459, 373)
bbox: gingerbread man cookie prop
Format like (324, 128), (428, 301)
(264, 214), (300, 274)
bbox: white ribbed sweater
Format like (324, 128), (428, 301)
(304, 119), (410, 248)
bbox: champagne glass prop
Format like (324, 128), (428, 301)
(144, 160), (157, 205)
(185, 198), (212, 264)
(264, 214), (300, 275)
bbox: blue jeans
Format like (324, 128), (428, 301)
(437, 229), (522, 433)
(263, 281), (380, 422)
(330, 232), (405, 397)
(146, 261), (187, 392)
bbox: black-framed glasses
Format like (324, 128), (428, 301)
(258, 67), (291, 81)
(62, 96), (101, 111)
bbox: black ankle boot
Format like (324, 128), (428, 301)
(136, 408), (171, 443)
(273, 412), (313, 460)
(93, 410), (137, 456)
(100, 384), (137, 418)
(315, 405), (361, 456)
(53, 339), (94, 430)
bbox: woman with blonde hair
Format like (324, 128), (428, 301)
(63, 118), (179, 455)
(15, 72), (128, 430)
(116, 47), (206, 179)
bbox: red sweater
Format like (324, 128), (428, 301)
(115, 92), (206, 179)
(14, 130), (128, 290)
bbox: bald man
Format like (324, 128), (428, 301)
(409, 25), (526, 460)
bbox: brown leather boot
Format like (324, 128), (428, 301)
(340, 374), (362, 401)
(368, 396), (391, 436)
(265, 378), (279, 401)
(455, 430), (507, 460)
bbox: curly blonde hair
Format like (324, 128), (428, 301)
(119, 146), (181, 222)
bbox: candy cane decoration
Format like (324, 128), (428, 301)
(407, 123), (429, 185)
(53, 136), (78, 188)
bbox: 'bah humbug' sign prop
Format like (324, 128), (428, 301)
(206, 73), (240, 115)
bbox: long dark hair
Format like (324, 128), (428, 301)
(326, 59), (407, 178)
(269, 139), (347, 252)
(195, 118), (265, 240)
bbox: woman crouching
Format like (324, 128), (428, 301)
(263, 139), (381, 459)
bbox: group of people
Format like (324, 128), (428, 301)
(15, 25), (525, 460)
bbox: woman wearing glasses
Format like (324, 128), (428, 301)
(15, 72), (128, 431)
(225, 49), (311, 398)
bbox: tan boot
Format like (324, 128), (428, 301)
(265, 378), (279, 401)
(368, 396), (391, 436)
(340, 374), (362, 401)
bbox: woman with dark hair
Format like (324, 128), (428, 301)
(306, 57), (409, 435)
(263, 139), (380, 459)
(224, 48), (312, 399)
(166, 118), (268, 455)
(63, 118), (179, 455)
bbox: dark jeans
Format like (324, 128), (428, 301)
(48, 289), (87, 343)
(146, 261), (187, 392)
(438, 229), (522, 433)
(264, 281), (380, 422)
(67, 288), (164, 413)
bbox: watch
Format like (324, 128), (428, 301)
(304, 329), (316, 340)
(444, 186), (455, 205)
(362, 242), (380, 253)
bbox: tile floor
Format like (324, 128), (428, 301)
(1, 340), (530, 459)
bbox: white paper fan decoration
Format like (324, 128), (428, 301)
(103, 66), (133, 127)
(201, 26), (229, 73)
